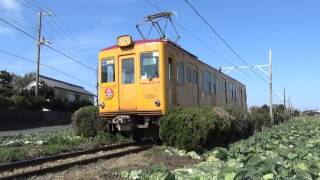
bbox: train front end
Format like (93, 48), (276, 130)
(98, 35), (167, 133)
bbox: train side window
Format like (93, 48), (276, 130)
(168, 57), (173, 80)
(187, 67), (191, 82)
(122, 58), (135, 84)
(101, 58), (115, 83)
(210, 74), (216, 95)
(204, 71), (211, 93)
(192, 70), (198, 84)
(140, 52), (159, 79)
(177, 62), (185, 86)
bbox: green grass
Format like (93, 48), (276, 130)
(0, 129), (129, 164)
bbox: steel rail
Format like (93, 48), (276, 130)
(0, 141), (154, 179)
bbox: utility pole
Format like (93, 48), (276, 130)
(288, 96), (291, 116)
(283, 88), (286, 113)
(96, 67), (99, 105)
(220, 49), (276, 125)
(35, 10), (51, 98)
(269, 49), (274, 125)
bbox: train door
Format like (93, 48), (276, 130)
(119, 55), (137, 110)
(168, 56), (177, 107)
(186, 63), (198, 107)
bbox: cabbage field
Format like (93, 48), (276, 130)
(122, 117), (320, 179)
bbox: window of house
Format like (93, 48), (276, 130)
(141, 52), (159, 79)
(122, 58), (135, 84)
(177, 62), (185, 86)
(101, 58), (115, 83)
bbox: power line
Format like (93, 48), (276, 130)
(0, 49), (96, 88)
(0, 17), (37, 41)
(143, 0), (278, 96)
(18, 0), (96, 66)
(44, 44), (96, 72)
(0, 16), (96, 73)
(183, 0), (269, 85)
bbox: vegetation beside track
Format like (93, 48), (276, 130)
(123, 117), (320, 179)
(0, 129), (129, 164)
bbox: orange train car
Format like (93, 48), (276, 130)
(98, 35), (246, 132)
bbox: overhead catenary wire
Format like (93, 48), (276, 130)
(18, 0), (97, 66)
(143, 0), (284, 102)
(0, 49), (96, 88)
(0, 17), (96, 73)
(183, 0), (269, 85)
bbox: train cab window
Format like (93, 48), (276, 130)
(101, 58), (115, 83)
(122, 58), (135, 84)
(187, 67), (192, 82)
(140, 52), (159, 79)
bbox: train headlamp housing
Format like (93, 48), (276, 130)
(117, 35), (134, 48)
(155, 99), (160, 107)
(99, 102), (105, 109)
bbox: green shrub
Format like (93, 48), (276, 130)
(0, 95), (13, 109)
(10, 95), (45, 110)
(72, 105), (102, 137)
(160, 107), (223, 151)
(160, 106), (254, 152)
(72, 106), (109, 134)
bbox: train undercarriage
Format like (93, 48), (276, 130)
(103, 115), (161, 140)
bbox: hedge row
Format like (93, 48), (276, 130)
(0, 95), (92, 112)
(159, 106), (255, 152)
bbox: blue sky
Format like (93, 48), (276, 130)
(0, 0), (319, 110)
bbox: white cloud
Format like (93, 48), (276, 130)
(0, 0), (20, 11)
(0, 0), (22, 35)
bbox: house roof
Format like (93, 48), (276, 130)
(38, 75), (94, 97)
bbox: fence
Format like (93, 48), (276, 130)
(0, 109), (72, 131)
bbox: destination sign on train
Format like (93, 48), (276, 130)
(117, 35), (134, 47)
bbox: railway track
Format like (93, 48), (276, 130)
(0, 140), (154, 179)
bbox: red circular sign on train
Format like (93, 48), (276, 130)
(105, 88), (114, 99)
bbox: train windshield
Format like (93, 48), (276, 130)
(101, 58), (115, 83)
(140, 52), (159, 79)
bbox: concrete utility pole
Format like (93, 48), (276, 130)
(220, 49), (275, 125)
(269, 49), (274, 125)
(35, 10), (51, 98)
(283, 88), (286, 113)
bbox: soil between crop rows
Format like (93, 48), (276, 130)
(29, 146), (199, 180)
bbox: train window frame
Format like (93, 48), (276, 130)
(187, 67), (192, 83)
(140, 51), (159, 80)
(177, 62), (185, 86)
(121, 58), (135, 84)
(168, 57), (173, 81)
(204, 71), (211, 93)
(101, 57), (115, 83)
(192, 69), (198, 84)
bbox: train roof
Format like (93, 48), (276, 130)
(100, 39), (245, 87)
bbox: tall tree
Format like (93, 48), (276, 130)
(0, 70), (13, 97)
(12, 72), (36, 96)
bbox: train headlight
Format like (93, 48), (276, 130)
(99, 102), (105, 109)
(155, 99), (160, 107)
